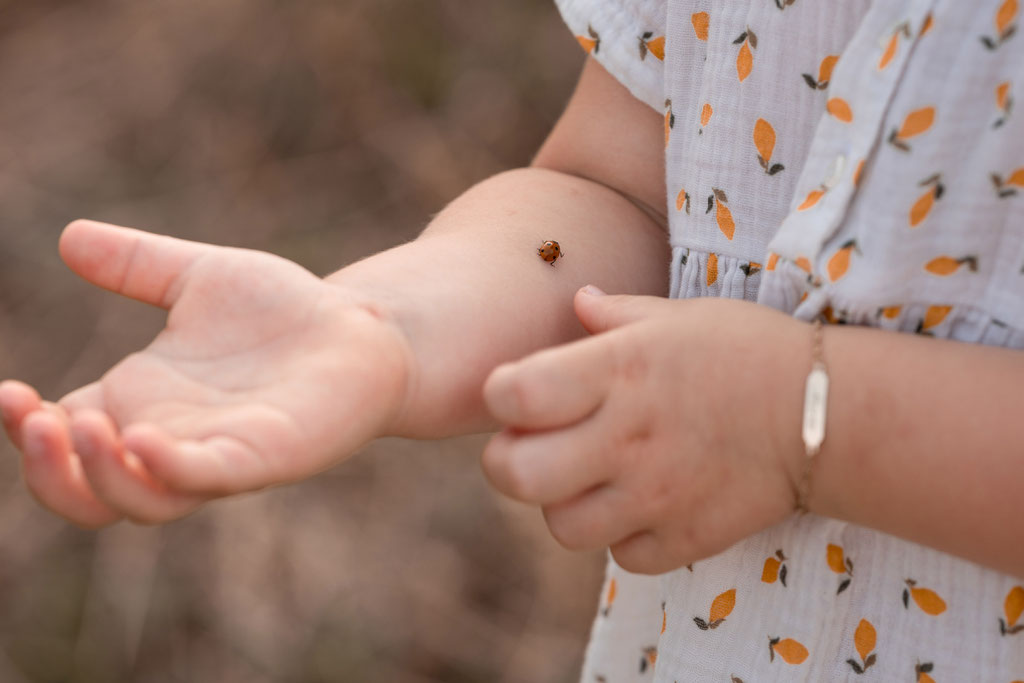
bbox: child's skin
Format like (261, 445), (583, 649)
(2, 59), (1023, 578)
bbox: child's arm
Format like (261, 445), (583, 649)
(0, 59), (669, 527)
(481, 293), (1024, 577)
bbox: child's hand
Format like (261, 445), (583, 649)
(0, 221), (412, 527)
(482, 287), (808, 575)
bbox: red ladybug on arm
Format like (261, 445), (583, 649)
(537, 240), (563, 266)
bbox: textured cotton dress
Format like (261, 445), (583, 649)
(553, 0), (1024, 680)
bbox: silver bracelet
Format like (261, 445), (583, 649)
(797, 320), (829, 513)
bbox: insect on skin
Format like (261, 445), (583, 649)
(537, 240), (564, 266)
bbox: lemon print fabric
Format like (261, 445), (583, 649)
(558, 0), (1024, 681)
(903, 578), (947, 615)
(827, 544), (854, 594)
(761, 550), (788, 586)
(909, 174), (944, 227)
(575, 24), (601, 53)
(691, 11), (709, 41)
(733, 27), (756, 81)
(888, 106), (935, 151)
(768, 636), (809, 665)
(639, 32), (665, 60)
(754, 119), (784, 175)
(847, 619), (877, 674)
(706, 189), (735, 240)
(827, 97), (853, 122)
(803, 54), (838, 90)
(1000, 585), (1024, 635)
(693, 589), (735, 630)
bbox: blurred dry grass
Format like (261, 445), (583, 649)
(0, 1), (606, 681)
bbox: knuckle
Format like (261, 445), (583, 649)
(609, 336), (651, 391)
(640, 469), (675, 520)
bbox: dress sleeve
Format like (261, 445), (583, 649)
(552, 0), (667, 112)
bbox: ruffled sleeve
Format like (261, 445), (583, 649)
(552, 0), (667, 111)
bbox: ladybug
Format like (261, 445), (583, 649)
(537, 240), (564, 266)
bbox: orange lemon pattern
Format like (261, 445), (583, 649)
(981, 0), (1018, 49)
(693, 588), (736, 630)
(827, 97), (853, 123)
(639, 32), (665, 60)
(878, 22), (911, 70)
(827, 543), (854, 594)
(676, 186), (691, 214)
(754, 118), (784, 175)
(761, 549), (788, 586)
(878, 305), (903, 320)
(700, 102), (713, 134)
(692, 12), (709, 41)
(994, 81), (1013, 128)
(999, 585), (1024, 635)
(827, 240), (858, 281)
(917, 305), (953, 334)
(903, 578), (947, 615)
(768, 636), (809, 665)
(706, 188), (736, 240)
(797, 186), (827, 211)
(733, 28), (757, 82)
(888, 106), (935, 151)
(925, 255), (978, 276)
(916, 661), (937, 683)
(910, 174), (944, 227)
(706, 252), (719, 286)
(575, 24), (601, 54)
(847, 618), (878, 674)
(803, 54), (838, 90)
(991, 167), (1024, 198)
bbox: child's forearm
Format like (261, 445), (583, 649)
(326, 167), (669, 438)
(795, 325), (1024, 576)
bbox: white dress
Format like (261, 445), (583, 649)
(554, 0), (1024, 679)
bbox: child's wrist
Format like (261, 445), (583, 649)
(316, 276), (420, 439)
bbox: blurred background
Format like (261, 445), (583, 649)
(0, 1), (606, 681)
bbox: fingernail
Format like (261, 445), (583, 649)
(580, 284), (606, 297)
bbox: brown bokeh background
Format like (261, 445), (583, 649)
(0, 2), (607, 681)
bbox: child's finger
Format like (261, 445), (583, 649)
(541, 485), (649, 551)
(123, 423), (277, 495)
(0, 380), (43, 449)
(20, 411), (122, 528)
(481, 417), (615, 504)
(59, 381), (106, 413)
(608, 530), (666, 576)
(71, 411), (204, 524)
(484, 337), (613, 430)
(573, 287), (672, 335)
(59, 220), (210, 310)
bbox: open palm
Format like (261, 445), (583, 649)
(0, 221), (411, 526)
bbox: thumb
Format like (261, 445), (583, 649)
(59, 220), (210, 310)
(573, 285), (672, 335)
